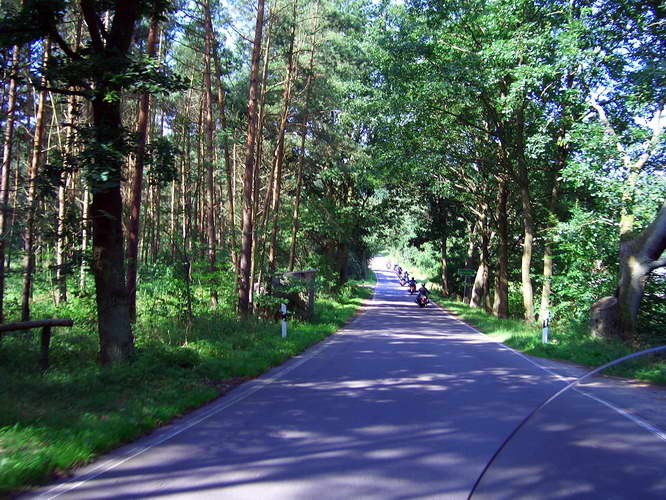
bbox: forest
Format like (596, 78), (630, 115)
(0, 0), (664, 491)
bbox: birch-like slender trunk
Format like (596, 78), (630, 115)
(0, 44), (20, 323)
(79, 188), (90, 293)
(239, 0), (266, 315)
(267, 0), (298, 284)
(21, 41), (50, 321)
(288, 3), (320, 270)
(127, 17), (159, 322)
(203, 0), (218, 307)
(493, 179), (509, 318)
(250, 8), (273, 305)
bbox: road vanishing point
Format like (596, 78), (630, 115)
(24, 258), (666, 499)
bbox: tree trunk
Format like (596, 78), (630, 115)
(211, 18), (237, 271)
(615, 202), (666, 341)
(267, 0), (298, 283)
(91, 96), (133, 363)
(84, 0), (141, 363)
(470, 207), (489, 309)
(239, 0), (266, 315)
(21, 41), (50, 322)
(55, 19), (83, 306)
(55, 168), (69, 305)
(440, 239), (449, 296)
(127, 16), (159, 322)
(539, 73), (573, 322)
(203, 0), (218, 307)
(539, 172), (561, 323)
(493, 179), (509, 318)
(288, 5), (319, 271)
(589, 98), (664, 341)
(463, 221), (477, 304)
(79, 188), (90, 293)
(249, 8), (273, 306)
(0, 43), (20, 323)
(337, 242), (349, 284)
(518, 169), (536, 323)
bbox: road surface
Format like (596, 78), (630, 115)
(24, 258), (666, 499)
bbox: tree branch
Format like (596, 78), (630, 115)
(589, 97), (630, 169)
(48, 28), (79, 59)
(79, 0), (104, 51)
(632, 98), (666, 172)
(649, 257), (666, 271)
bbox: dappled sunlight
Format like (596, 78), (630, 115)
(24, 261), (666, 500)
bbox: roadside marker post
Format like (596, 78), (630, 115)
(542, 310), (551, 344)
(280, 303), (288, 338)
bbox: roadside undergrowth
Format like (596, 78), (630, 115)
(385, 256), (665, 386)
(0, 274), (375, 496)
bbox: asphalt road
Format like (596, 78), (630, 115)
(24, 258), (666, 499)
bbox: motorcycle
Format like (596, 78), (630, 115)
(416, 293), (429, 307)
(409, 282), (417, 294)
(399, 277), (407, 286)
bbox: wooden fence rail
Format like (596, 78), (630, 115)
(0, 319), (74, 371)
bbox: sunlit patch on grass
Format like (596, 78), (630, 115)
(0, 275), (375, 496)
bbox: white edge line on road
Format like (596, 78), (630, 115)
(38, 295), (375, 500)
(433, 301), (666, 443)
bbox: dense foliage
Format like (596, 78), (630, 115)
(0, 0), (663, 492)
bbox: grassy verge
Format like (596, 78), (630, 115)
(0, 276), (374, 496)
(385, 255), (665, 385)
(432, 292), (666, 385)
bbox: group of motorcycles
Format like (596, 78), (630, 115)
(387, 262), (430, 308)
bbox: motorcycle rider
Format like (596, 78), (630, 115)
(408, 277), (417, 294)
(416, 283), (430, 305)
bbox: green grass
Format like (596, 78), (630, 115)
(0, 276), (374, 496)
(432, 293), (666, 385)
(386, 254), (666, 385)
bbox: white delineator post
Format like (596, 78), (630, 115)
(542, 310), (551, 344)
(280, 303), (287, 338)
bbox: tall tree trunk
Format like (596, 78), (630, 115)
(470, 206), (489, 309)
(55, 19), (83, 306)
(337, 242), (349, 284)
(539, 170), (561, 323)
(239, 0), (266, 315)
(615, 202), (666, 341)
(249, 7), (272, 306)
(439, 205), (450, 295)
(0, 43), (20, 323)
(211, 18), (237, 271)
(83, 0), (141, 364)
(493, 179), (509, 318)
(517, 162), (536, 323)
(463, 221), (477, 304)
(539, 74), (573, 323)
(127, 17), (159, 322)
(288, 4), (319, 271)
(288, 126), (305, 272)
(21, 41), (50, 322)
(55, 167), (69, 305)
(440, 240), (450, 295)
(91, 96), (133, 363)
(79, 188), (90, 293)
(589, 98), (664, 341)
(267, 0), (298, 284)
(203, 0), (218, 307)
